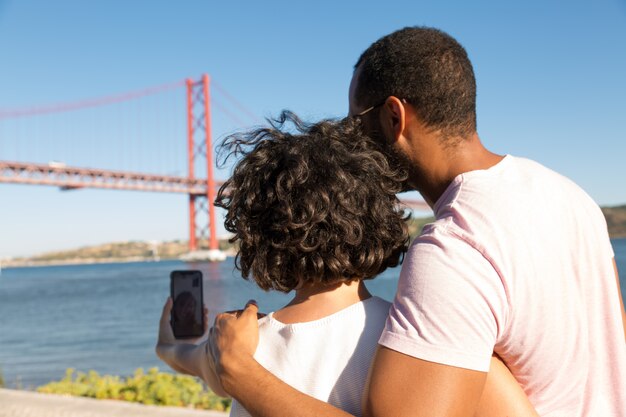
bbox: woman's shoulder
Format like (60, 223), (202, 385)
(260, 295), (391, 332)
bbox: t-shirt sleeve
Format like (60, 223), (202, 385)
(592, 201), (615, 259)
(379, 228), (508, 372)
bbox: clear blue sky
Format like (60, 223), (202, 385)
(1, 0), (625, 258)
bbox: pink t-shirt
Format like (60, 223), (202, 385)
(380, 155), (625, 416)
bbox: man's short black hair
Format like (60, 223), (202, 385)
(355, 26), (477, 138)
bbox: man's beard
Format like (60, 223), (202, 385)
(366, 126), (416, 193)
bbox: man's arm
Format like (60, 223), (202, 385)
(214, 304), (537, 417)
(614, 258), (626, 341)
(363, 347), (486, 417)
(221, 354), (354, 417)
(477, 355), (539, 417)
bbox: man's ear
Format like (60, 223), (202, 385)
(379, 96), (406, 142)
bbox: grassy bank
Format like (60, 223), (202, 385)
(37, 368), (230, 412)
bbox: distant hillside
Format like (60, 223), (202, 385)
(602, 205), (626, 238)
(28, 240), (187, 262)
(407, 205), (626, 240)
(4, 239), (236, 267)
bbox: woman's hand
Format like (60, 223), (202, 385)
(156, 297), (176, 350)
(156, 297), (208, 366)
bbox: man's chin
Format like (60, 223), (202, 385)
(361, 128), (417, 193)
(385, 149), (417, 193)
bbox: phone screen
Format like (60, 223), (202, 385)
(170, 270), (204, 339)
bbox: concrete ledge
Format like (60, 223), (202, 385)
(0, 388), (228, 417)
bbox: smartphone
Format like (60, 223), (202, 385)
(170, 270), (204, 339)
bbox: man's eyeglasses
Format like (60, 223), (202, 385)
(353, 98), (407, 118)
(354, 99), (387, 118)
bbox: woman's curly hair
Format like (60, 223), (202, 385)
(215, 111), (410, 293)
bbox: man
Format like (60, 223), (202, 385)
(209, 27), (626, 416)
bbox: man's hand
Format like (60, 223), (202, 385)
(208, 300), (261, 392)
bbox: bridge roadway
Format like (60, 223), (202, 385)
(0, 161), (219, 196)
(0, 160), (430, 210)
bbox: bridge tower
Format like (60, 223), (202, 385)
(185, 75), (224, 261)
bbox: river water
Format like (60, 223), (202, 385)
(1, 238), (625, 388)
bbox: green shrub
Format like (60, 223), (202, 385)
(0, 366), (5, 388)
(37, 368), (230, 411)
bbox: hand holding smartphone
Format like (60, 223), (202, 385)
(170, 270), (204, 339)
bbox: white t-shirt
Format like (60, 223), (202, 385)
(229, 296), (391, 417)
(380, 155), (625, 416)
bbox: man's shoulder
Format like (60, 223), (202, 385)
(503, 156), (606, 223)
(434, 155), (603, 231)
(490, 155), (594, 201)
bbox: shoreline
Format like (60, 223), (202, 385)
(1, 256), (180, 270)
(1, 250), (238, 270)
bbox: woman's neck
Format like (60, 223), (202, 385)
(272, 280), (371, 324)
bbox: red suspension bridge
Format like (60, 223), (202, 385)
(0, 75), (429, 258)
